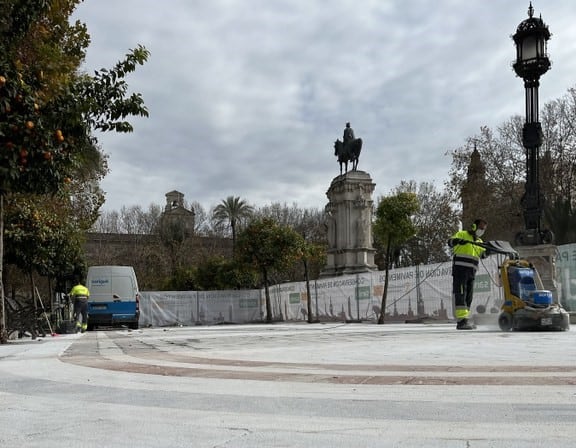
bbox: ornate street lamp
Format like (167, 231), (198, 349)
(512, 2), (553, 246)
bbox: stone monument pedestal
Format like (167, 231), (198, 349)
(320, 171), (377, 277)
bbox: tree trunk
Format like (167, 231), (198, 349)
(378, 235), (393, 324)
(231, 220), (236, 254)
(304, 258), (314, 323)
(263, 268), (272, 322)
(0, 193), (6, 343)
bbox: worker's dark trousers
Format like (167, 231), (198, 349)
(452, 265), (476, 315)
(73, 298), (88, 329)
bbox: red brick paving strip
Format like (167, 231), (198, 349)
(59, 333), (576, 386)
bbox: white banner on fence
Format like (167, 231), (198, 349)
(558, 243), (576, 311)
(139, 290), (262, 327)
(139, 244), (576, 327)
(273, 256), (502, 322)
(139, 257), (501, 327)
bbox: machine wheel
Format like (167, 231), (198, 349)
(498, 312), (513, 332)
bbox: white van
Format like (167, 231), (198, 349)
(85, 266), (140, 330)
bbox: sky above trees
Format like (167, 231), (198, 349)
(72, 1), (576, 212)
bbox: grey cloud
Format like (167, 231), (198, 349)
(73, 0), (576, 212)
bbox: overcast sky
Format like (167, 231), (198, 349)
(72, 1), (576, 213)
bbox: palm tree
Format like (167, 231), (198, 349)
(212, 196), (254, 252)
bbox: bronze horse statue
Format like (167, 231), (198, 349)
(334, 138), (362, 175)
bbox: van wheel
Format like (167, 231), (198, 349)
(128, 322), (139, 330)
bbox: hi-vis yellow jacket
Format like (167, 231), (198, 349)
(70, 284), (90, 298)
(449, 230), (486, 272)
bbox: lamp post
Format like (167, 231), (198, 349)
(512, 2), (553, 246)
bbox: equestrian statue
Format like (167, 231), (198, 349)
(334, 122), (362, 175)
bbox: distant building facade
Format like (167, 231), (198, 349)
(84, 191), (232, 289)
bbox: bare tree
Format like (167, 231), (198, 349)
(394, 181), (459, 266)
(448, 124), (525, 242)
(92, 204), (162, 234)
(449, 83), (576, 245)
(92, 210), (121, 233)
(189, 201), (210, 236)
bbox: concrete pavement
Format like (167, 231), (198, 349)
(1, 321), (575, 447)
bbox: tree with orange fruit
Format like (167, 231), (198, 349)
(0, 0), (149, 342)
(235, 219), (305, 323)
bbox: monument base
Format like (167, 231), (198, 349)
(320, 171), (378, 278)
(320, 248), (378, 278)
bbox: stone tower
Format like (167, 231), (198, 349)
(161, 190), (195, 237)
(165, 190), (186, 211)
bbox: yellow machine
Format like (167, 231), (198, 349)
(484, 241), (570, 331)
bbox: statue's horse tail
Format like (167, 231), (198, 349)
(351, 138), (362, 170)
(354, 138), (362, 159)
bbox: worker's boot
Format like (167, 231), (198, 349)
(456, 319), (476, 330)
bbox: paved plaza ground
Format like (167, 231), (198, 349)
(1, 321), (575, 447)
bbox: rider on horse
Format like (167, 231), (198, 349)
(334, 122), (362, 175)
(343, 122), (355, 151)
